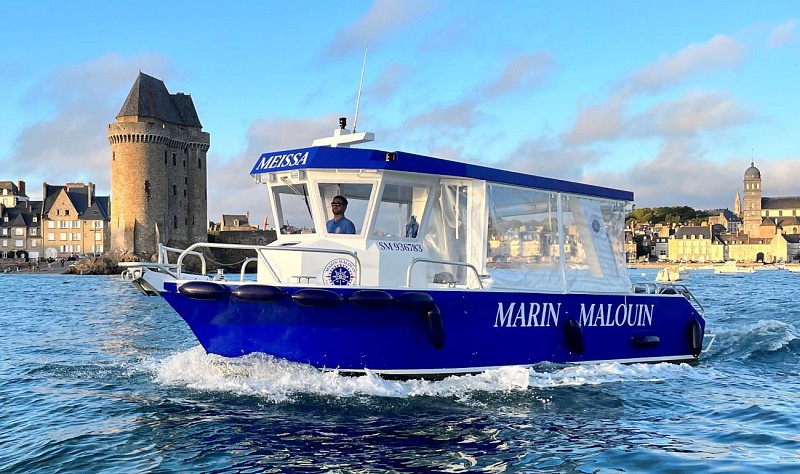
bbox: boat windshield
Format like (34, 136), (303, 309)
(273, 183), (316, 235)
(319, 182), (373, 236)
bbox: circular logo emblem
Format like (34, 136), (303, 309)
(591, 217), (601, 234)
(590, 214), (606, 236)
(323, 258), (356, 285)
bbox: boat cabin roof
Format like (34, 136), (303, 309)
(251, 146), (633, 202)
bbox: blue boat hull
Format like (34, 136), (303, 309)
(161, 282), (705, 376)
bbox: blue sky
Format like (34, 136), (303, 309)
(1, 1), (798, 225)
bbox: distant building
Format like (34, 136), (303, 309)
(41, 182), (110, 259)
(668, 225), (725, 263)
(107, 72), (210, 257)
(706, 209), (742, 234)
(734, 161), (800, 261)
(209, 212), (258, 232)
(0, 180), (28, 207)
(0, 181), (42, 260)
(740, 162), (800, 239)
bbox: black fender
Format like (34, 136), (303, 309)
(396, 292), (445, 350)
(688, 319), (703, 357)
(632, 335), (661, 348)
(178, 281), (230, 300)
(231, 284), (286, 302)
(291, 289), (344, 307)
(349, 289), (394, 308)
(564, 318), (585, 355)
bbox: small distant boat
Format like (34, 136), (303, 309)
(656, 266), (689, 282)
(753, 265), (780, 271)
(714, 261), (754, 274)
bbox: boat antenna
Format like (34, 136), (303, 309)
(352, 46), (368, 133)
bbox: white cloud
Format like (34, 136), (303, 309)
(768, 19), (798, 47)
(401, 100), (481, 130)
(565, 94), (628, 145)
(500, 135), (599, 181)
(8, 53), (174, 201)
(624, 34), (744, 94)
(633, 90), (752, 137)
(324, 0), (432, 59)
(582, 140), (767, 210)
(366, 62), (407, 101)
(485, 52), (555, 97)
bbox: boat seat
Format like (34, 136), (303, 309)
(433, 272), (456, 284)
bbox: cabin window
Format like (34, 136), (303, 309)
(373, 184), (428, 239)
(560, 194), (628, 292)
(273, 183), (316, 235)
(318, 182), (373, 236)
(485, 184), (563, 291)
(423, 181), (472, 285)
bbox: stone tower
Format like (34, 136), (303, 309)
(742, 161), (762, 238)
(107, 72), (210, 257)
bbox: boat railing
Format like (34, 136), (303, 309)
(406, 258), (485, 289)
(118, 243), (206, 282)
(633, 282), (705, 315)
(240, 257), (258, 281)
(177, 242), (362, 285)
(158, 243), (207, 268)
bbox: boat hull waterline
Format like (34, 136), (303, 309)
(162, 281), (705, 377)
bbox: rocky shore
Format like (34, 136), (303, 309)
(1, 250), (142, 276)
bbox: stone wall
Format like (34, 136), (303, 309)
(108, 119), (209, 258)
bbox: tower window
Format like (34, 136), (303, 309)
(174, 216), (178, 229)
(172, 153), (176, 166)
(173, 184), (177, 196)
(198, 158), (202, 169)
(184, 177), (188, 185)
(183, 160), (186, 168)
(164, 150), (167, 164)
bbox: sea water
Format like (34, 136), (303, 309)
(0, 270), (798, 473)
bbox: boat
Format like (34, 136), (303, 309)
(142, 120), (711, 378)
(753, 264), (781, 271)
(714, 261), (754, 274)
(655, 266), (689, 282)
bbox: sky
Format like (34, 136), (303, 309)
(1, 1), (798, 227)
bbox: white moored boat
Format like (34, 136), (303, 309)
(714, 261), (754, 274)
(655, 266), (689, 282)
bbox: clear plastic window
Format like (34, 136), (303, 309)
(319, 183), (373, 236)
(373, 184), (428, 239)
(273, 184), (316, 235)
(561, 194), (629, 292)
(485, 184), (563, 292)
